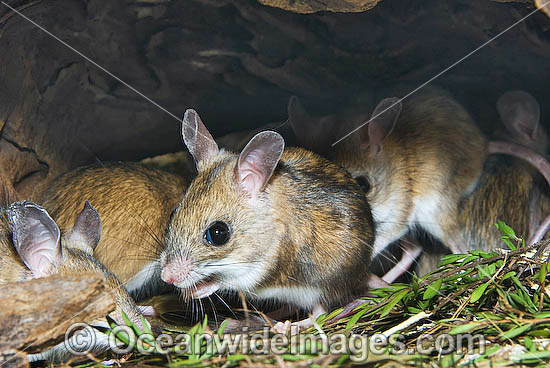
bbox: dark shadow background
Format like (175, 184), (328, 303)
(0, 0), (548, 197)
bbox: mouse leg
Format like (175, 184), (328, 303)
(318, 273), (392, 326)
(381, 243), (422, 284)
(271, 303), (327, 335)
(270, 270), (400, 334)
(323, 299), (369, 325)
(270, 270), (397, 335)
(528, 185), (550, 245)
(222, 314), (278, 333)
(367, 273), (391, 289)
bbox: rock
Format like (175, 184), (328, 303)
(257, 0), (382, 14)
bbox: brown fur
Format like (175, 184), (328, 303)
(35, 163), (189, 297)
(452, 158), (550, 250)
(417, 157), (550, 276)
(315, 88), (487, 255)
(163, 147), (374, 309)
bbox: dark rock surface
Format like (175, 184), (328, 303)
(0, 0), (548, 198)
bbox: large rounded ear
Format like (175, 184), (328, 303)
(67, 201), (102, 254)
(497, 91), (541, 143)
(236, 131), (285, 198)
(6, 201), (62, 278)
(181, 109), (219, 171)
(367, 97), (402, 153)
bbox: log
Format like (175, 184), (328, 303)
(0, 273), (116, 355)
(0, 0), (547, 201)
(257, 0), (383, 13)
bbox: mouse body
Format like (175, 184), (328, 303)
(160, 109), (375, 318)
(456, 157), (549, 248)
(288, 87), (487, 258)
(35, 162), (189, 299)
(413, 90), (550, 274)
(439, 91), (550, 252)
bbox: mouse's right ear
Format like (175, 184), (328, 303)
(6, 201), (62, 278)
(67, 201), (102, 254)
(182, 109), (219, 171)
(236, 131), (285, 199)
(497, 91), (541, 143)
(366, 97), (402, 153)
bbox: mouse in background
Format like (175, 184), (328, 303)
(160, 109), (379, 332)
(288, 88), (486, 275)
(35, 163), (189, 300)
(0, 201), (147, 363)
(488, 90), (550, 245)
(288, 88), (550, 279)
(426, 91), (550, 269)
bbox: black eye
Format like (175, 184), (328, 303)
(204, 221), (231, 245)
(355, 176), (371, 193)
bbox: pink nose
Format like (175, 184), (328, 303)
(161, 259), (193, 285)
(161, 267), (176, 284)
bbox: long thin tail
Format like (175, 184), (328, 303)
(488, 141), (550, 186)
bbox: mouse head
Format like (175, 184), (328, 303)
(161, 109), (285, 299)
(497, 90), (547, 155)
(6, 201), (147, 332)
(6, 201), (101, 278)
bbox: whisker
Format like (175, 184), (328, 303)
(212, 292), (237, 320)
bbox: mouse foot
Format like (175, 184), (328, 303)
(271, 303), (327, 335)
(271, 319), (311, 335)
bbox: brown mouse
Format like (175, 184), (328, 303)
(288, 87), (487, 260)
(0, 201), (146, 362)
(446, 91), (550, 251)
(35, 163), (189, 300)
(159, 109), (375, 331)
(290, 89), (550, 279)
(412, 90), (550, 275)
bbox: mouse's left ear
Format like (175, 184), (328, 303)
(366, 97), (402, 153)
(182, 109), (219, 171)
(497, 90), (541, 142)
(236, 131), (285, 198)
(6, 201), (62, 278)
(67, 201), (102, 254)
